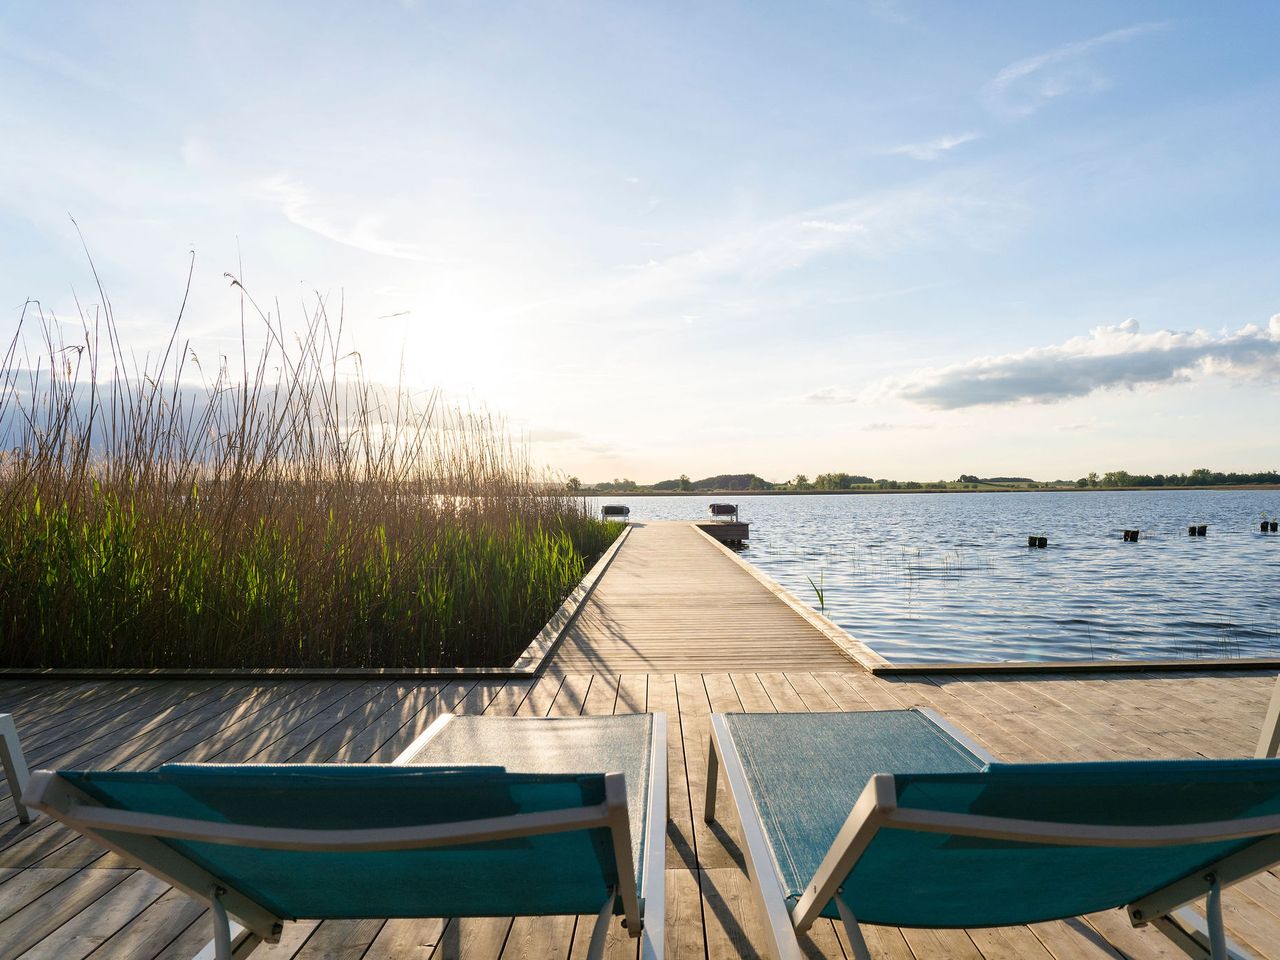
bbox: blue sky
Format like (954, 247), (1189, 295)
(2, 1), (1278, 482)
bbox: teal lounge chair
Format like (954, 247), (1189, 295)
(26, 712), (666, 960)
(705, 709), (1280, 960)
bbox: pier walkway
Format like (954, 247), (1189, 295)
(1, 525), (1279, 959)
(551, 522), (853, 672)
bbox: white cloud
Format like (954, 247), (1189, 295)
(804, 387), (859, 405)
(889, 132), (980, 161)
(800, 220), (867, 233)
(495, 175), (1025, 349)
(539, 179), (1021, 325)
(983, 22), (1170, 120)
(892, 316), (1280, 409)
(260, 176), (431, 262)
(863, 422), (934, 431)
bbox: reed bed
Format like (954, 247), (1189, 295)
(0, 279), (619, 668)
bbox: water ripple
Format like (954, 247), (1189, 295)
(592, 490), (1280, 663)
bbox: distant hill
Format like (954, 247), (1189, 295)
(645, 473), (776, 492)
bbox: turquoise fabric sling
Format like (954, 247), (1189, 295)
(61, 764), (624, 920)
(724, 709), (986, 915)
(841, 761), (1280, 928)
(404, 713), (653, 891)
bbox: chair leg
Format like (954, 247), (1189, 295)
(1206, 878), (1227, 960)
(586, 887), (618, 960)
(834, 893), (873, 960)
(704, 736), (720, 822)
(0, 714), (32, 824)
(1255, 674), (1280, 758)
(212, 890), (234, 960)
(192, 918), (261, 960)
(1150, 905), (1258, 960)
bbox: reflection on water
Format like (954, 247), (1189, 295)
(590, 490), (1280, 663)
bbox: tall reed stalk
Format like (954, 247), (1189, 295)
(0, 269), (618, 668)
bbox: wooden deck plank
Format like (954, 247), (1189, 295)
(0, 868), (131, 958)
(369, 681), (479, 762)
(16, 869), (170, 960)
(75, 886), (208, 960)
(0, 681), (245, 813)
(646, 673), (704, 960)
(551, 522), (852, 672)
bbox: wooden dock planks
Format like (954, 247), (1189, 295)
(550, 522), (854, 672)
(2, 518), (1280, 957)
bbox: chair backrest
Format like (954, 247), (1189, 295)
(38, 764), (633, 922)
(601, 505), (630, 518)
(708, 503), (737, 518)
(836, 759), (1280, 929)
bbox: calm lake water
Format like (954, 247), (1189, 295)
(590, 490), (1280, 664)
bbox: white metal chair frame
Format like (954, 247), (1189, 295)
(26, 711), (668, 960)
(705, 708), (1265, 960)
(1255, 674), (1280, 760)
(0, 713), (33, 823)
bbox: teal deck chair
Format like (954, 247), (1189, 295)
(705, 709), (1280, 960)
(26, 713), (667, 960)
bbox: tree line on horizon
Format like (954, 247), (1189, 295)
(569, 467), (1280, 494)
(1077, 468), (1280, 488)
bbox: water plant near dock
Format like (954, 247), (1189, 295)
(0, 281), (619, 668)
(807, 570), (826, 613)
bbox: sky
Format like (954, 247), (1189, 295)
(2, 1), (1278, 484)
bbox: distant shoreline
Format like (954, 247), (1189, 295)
(583, 484), (1280, 497)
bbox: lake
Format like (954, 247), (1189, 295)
(589, 490), (1280, 664)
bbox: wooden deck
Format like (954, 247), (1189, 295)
(552, 522), (852, 672)
(3, 526), (1280, 959)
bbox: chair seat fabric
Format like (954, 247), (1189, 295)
(63, 764), (624, 920)
(722, 711), (985, 916)
(407, 713), (654, 892)
(847, 761), (1280, 928)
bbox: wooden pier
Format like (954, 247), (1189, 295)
(694, 521), (749, 545)
(552, 522), (849, 673)
(2, 521), (1280, 959)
